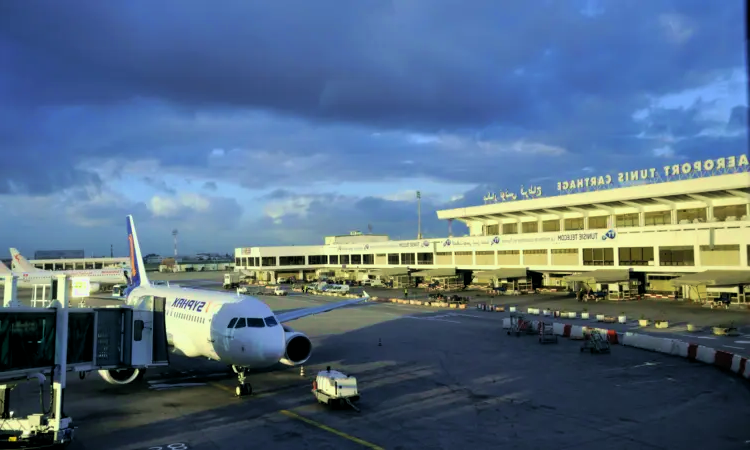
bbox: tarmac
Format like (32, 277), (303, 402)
(3, 273), (750, 449)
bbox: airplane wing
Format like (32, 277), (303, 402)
(275, 291), (371, 323)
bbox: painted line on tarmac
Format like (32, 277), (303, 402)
(674, 333), (717, 340)
(280, 409), (385, 450)
(402, 315), (462, 324)
(723, 345), (746, 350)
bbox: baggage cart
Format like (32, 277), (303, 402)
(538, 322), (558, 344)
(580, 329), (610, 354)
(507, 313), (524, 336)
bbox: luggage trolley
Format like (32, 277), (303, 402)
(507, 313), (524, 336)
(539, 322), (558, 344)
(581, 329), (610, 354)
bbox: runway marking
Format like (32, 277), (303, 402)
(209, 382), (235, 394)
(280, 409), (384, 450)
(403, 315), (462, 324)
(149, 383), (206, 391)
(674, 334), (717, 340)
(723, 345), (745, 350)
(735, 341), (750, 344)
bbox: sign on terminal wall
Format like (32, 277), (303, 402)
(556, 153), (749, 194)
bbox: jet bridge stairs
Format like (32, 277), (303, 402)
(0, 274), (169, 448)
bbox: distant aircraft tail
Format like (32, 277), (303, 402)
(125, 215), (150, 294)
(9, 248), (36, 271)
(0, 260), (11, 274)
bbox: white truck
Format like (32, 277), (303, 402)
(312, 367), (360, 411)
(325, 284), (350, 294)
(273, 286), (288, 296)
(224, 273), (241, 289)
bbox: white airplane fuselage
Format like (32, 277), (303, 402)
(127, 284), (288, 369)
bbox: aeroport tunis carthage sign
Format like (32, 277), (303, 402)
(557, 153), (749, 193)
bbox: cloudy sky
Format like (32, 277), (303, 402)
(0, 0), (747, 257)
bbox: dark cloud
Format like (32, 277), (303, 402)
(143, 176), (176, 194)
(0, 0), (746, 252)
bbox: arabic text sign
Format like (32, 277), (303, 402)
(483, 184), (543, 204)
(71, 277), (91, 298)
(556, 153), (749, 193)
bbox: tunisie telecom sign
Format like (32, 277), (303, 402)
(556, 153), (749, 193)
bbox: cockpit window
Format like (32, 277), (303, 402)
(227, 318), (238, 328)
(235, 318), (246, 329)
(246, 318), (265, 328)
(264, 316), (278, 327)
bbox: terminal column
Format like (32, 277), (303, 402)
(2, 275), (19, 307)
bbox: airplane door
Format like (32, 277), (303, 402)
(152, 296), (169, 365)
(129, 295), (169, 368)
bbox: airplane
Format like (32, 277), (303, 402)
(0, 259), (57, 287)
(9, 248), (127, 294)
(100, 215), (370, 397)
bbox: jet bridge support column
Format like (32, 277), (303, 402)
(2, 275), (19, 307)
(49, 274), (73, 442)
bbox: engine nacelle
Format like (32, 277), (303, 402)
(98, 368), (146, 385)
(279, 327), (313, 367)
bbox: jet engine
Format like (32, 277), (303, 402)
(98, 368), (145, 385)
(279, 326), (313, 367)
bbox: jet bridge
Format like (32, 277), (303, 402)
(0, 274), (168, 448)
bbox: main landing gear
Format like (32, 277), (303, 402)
(232, 365), (253, 397)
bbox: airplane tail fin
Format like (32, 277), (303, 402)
(9, 248), (35, 271)
(126, 215), (150, 291)
(0, 260), (11, 274)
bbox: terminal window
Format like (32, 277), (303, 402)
(564, 218), (584, 231)
(522, 221), (538, 233)
(542, 220), (560, 232)
(645, 210), (671, 226)
(261, 256), (277, 266)
(362, 254), (374, 264)
(502, 223), (518, 234)
(676, 208), (707, 224)
(308, 255), (328, 265)
(552, 248), (578, 254)
(387, 254), (399, 265)
(351, 255), (362, 264)
(659, 247), (694, 266)
(329, 255), (339, 264)
(615, 213), (639, 228)
(618, 247), (655, 266)
(713, 204), (748, 221)
(523, 249), (547, 255)
(582, 248), (614, 266)
(279, 256), (305, 266)
(417, 253), (434, 264)
(400, 253), (416, 265)
(485, 224), (499, 235)
(497, 250), (520, 255)
(235, 257), (241, 266)
(341, 255), (350, 265)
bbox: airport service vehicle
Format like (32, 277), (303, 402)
(313, 367), (360, 411)
(273, 287), (288, 296)
(103, 215), (370, 397)
(9, 248), (127, 293)
(325, 284), (350, 294)
(224, 273), (241, 289)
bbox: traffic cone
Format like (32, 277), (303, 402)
(300, 366), (305, 377)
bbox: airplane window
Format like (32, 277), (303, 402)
(246, 318), (265, 328)
(235, 318), (247, 328)
(227, 318), (238, 328)
(264, 316), (278, 327)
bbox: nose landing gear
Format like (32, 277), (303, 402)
(232, 365), (253, 397)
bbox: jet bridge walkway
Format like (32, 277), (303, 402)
(0, 274), (168, 448)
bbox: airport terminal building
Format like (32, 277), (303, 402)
(234, 154), (750, 303)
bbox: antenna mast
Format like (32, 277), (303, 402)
(172, 229), (179, 258)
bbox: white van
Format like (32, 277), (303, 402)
(326, 284), (350, 294)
